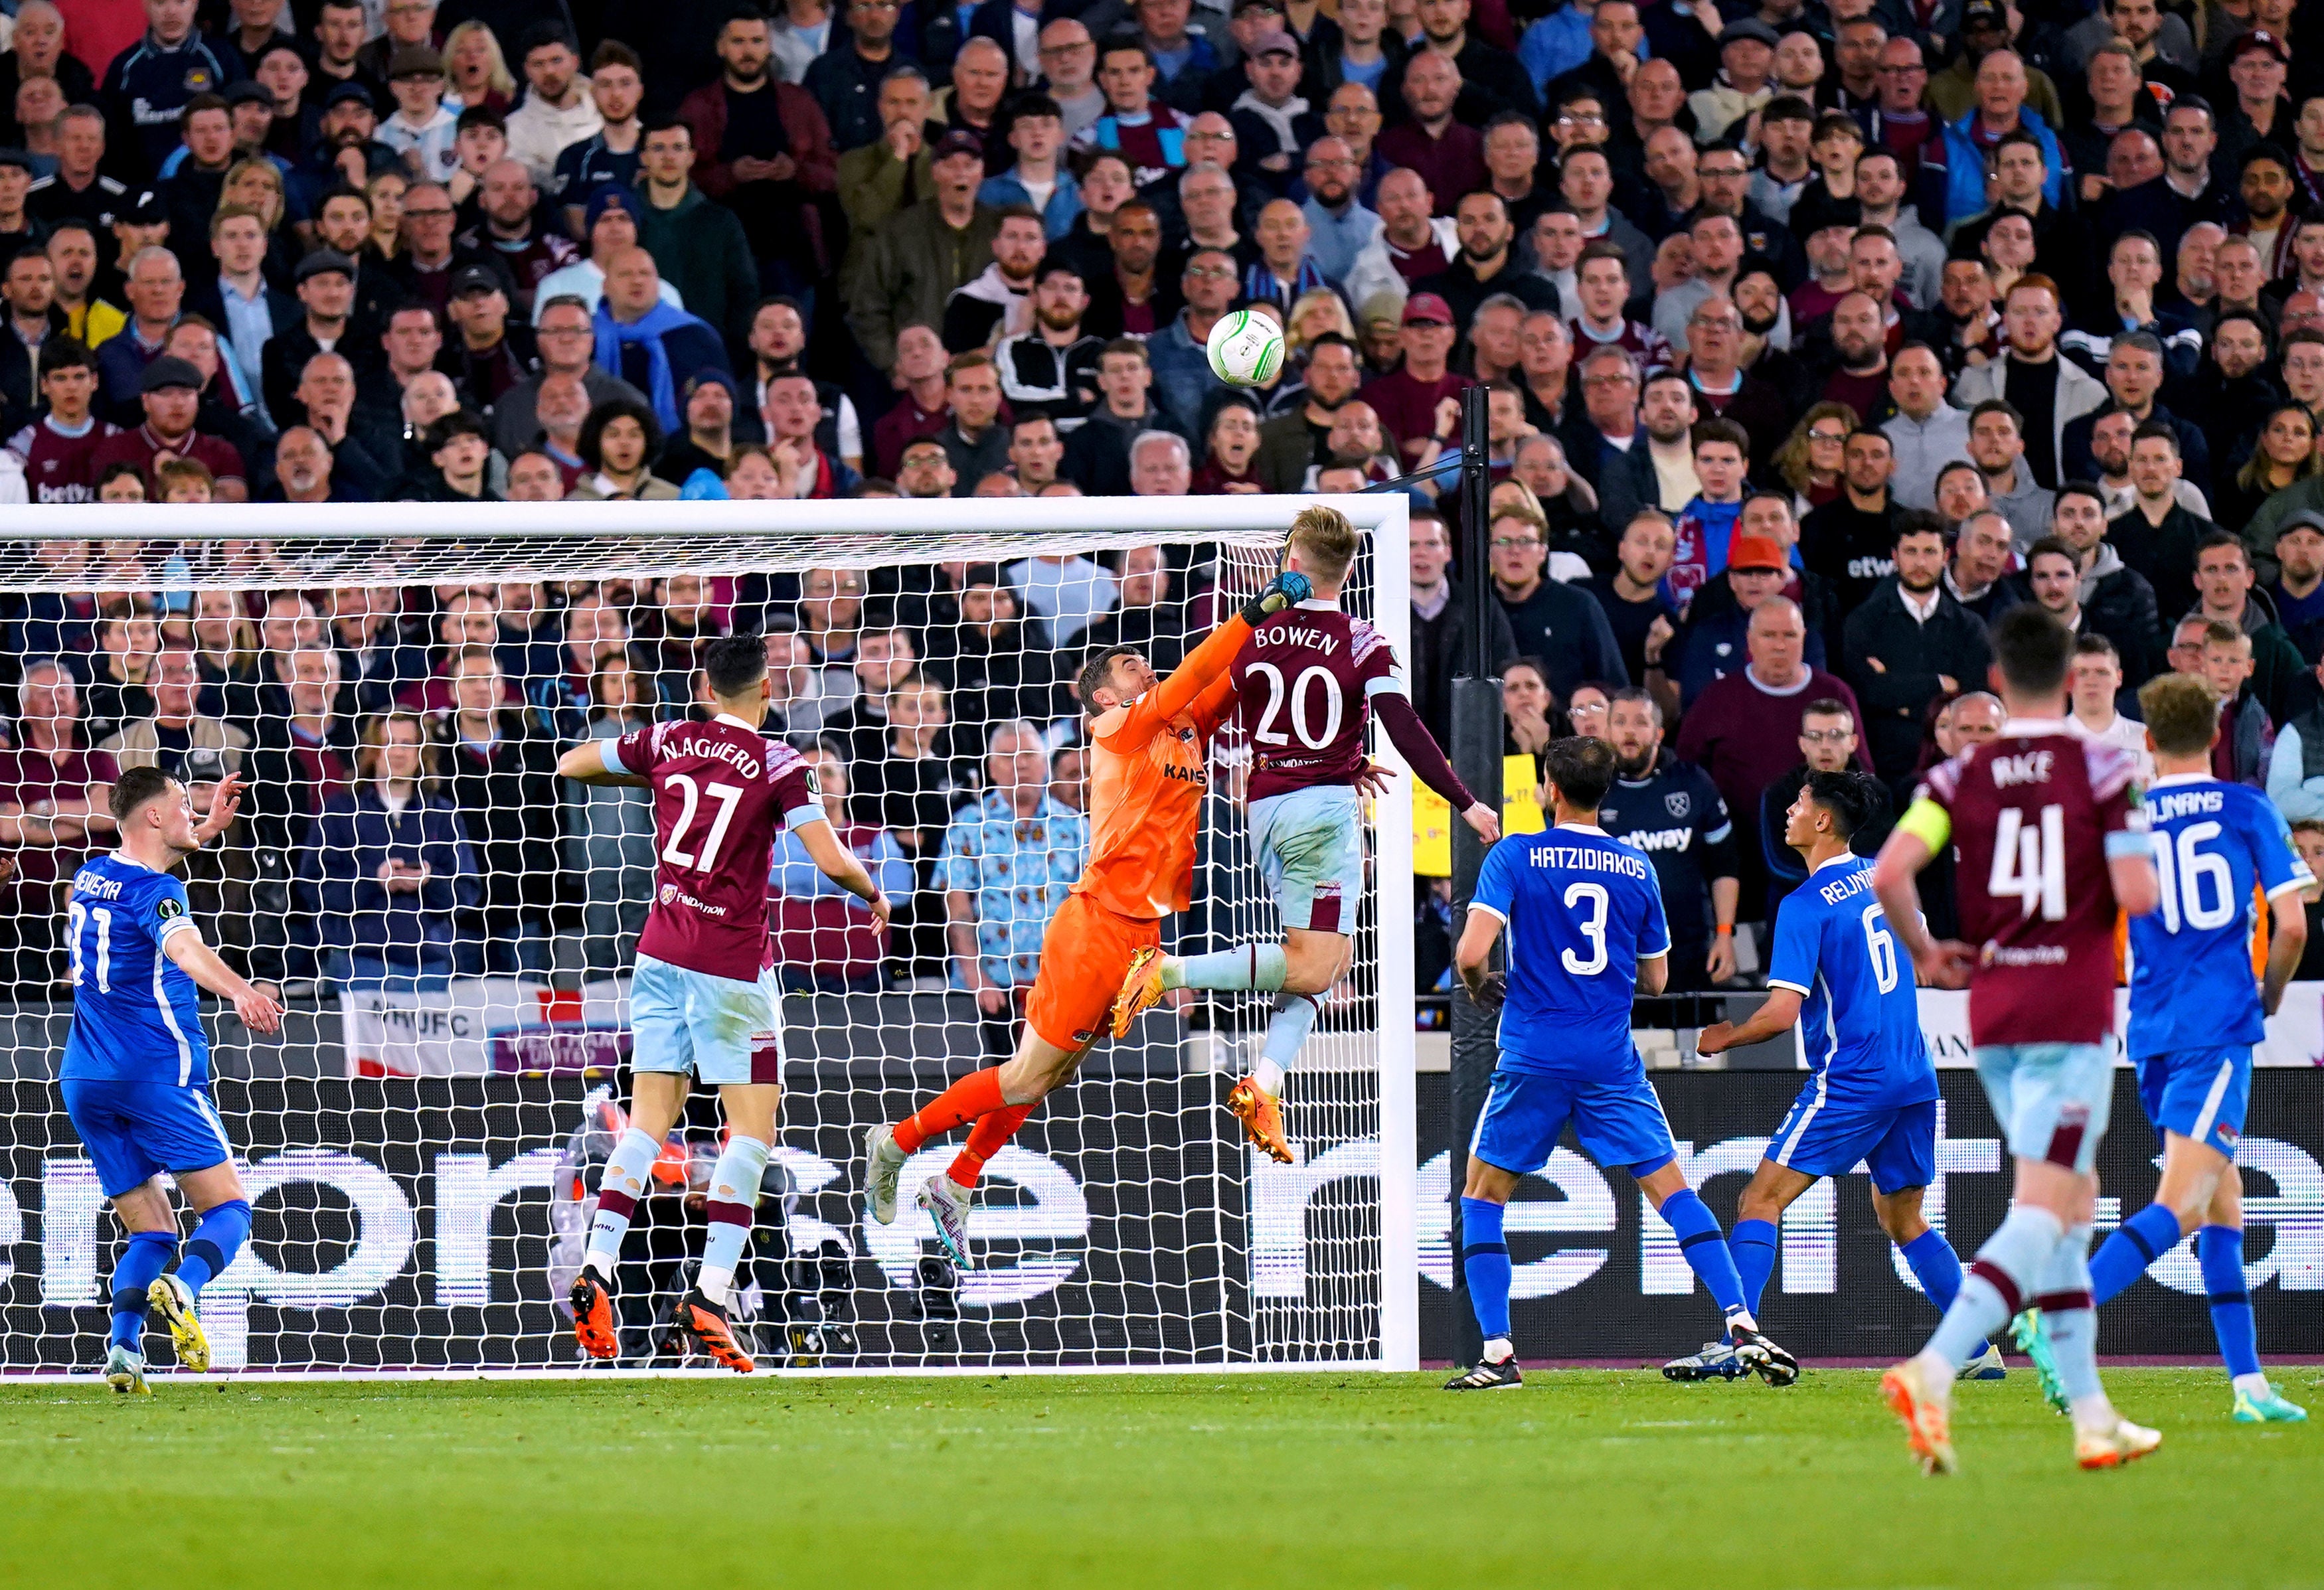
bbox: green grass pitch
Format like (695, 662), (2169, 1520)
(2, 1368), (2317, 1589)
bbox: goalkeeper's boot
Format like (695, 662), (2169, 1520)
(1728, 1317), (1799, 1387)
(147, 1273), (210, 1373)
(865, 1123), (906, 1226)
(1227, 1077), (1293, 1165)
(1110, 947), (1168, 1040)
(917, 1174), (974, 1272)
(2076, 1415), (2162, 1471)
(2011, 1309), (2069, 1414)
(1880, 1357), (1957, 1476)
(1662, 1340), (1750, 1382)
(1444, 1344), (1522, 1391)
(1957, 1342), (2007, 1382)
(568, 1269), (619, 1362)
(675, 1288), (756, 1374)
(2232, 1384), (2307, 1423)
(104, 1344), (151, 1397)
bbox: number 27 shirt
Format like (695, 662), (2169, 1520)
(602, 715), (825, 982)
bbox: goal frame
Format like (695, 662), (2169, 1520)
(3, 493), (1420, 1378)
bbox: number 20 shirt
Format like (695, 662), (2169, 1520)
(1471, 826), (1669, 1078)
(604, 714), (824, 982)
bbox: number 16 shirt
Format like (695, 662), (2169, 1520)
(602, 714), (824, 982)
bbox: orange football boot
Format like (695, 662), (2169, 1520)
(1228, 1077), (1293, 1164)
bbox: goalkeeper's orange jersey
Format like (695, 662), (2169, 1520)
(1074, 612), (1253, 921)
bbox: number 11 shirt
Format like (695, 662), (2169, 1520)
(602, 714), (824, 982)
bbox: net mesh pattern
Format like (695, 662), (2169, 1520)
(0, 509), (1400, 1373)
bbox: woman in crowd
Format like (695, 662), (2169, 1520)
(434, 645), (561, 978)
(564, 653), (659, 974)
(1191, 396), (1264, 493)
(2218, 403), (2320, 536)
(1284, 288), (1357, 376)
(1774, 401), (1858, 513)
(365, 169), (410, 268)
(300, 709), (479, 993)
(568, 399), (680, 500)
(443, 20), (517, 115)
(218, 157), (301, 287)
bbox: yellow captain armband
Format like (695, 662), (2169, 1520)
(1894, 796), (1952, 855)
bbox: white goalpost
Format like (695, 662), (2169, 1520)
(0, 493), (1416, 1378)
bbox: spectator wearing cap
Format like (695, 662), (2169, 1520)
(0, 148), (42, 263)
(1224, 27), (1322, 199)
(657, 368), (743, 485)
(307, 81), (404, 196)
(979, 94), (1084, 240)
(1687, 19), (1780, 145)
(1359, 291), (1474, 467)
(552, 42), (646, 229)
(457, 159), (580, 321)
(632, 117), (762, 353)
(96, 0), (239, 176)
(380, 44), (462, 183)
(591, 247), (729, 435)
(89, 354), (249, 499)
(679, 8), (839, 301)
(260, 250), (361, 422)
(2216, 31), (2295, 172)
(397, 407), (499, 501)
(504, 25), (603, 189)
(438, 264), (537, 419)
(2268, 510), (2324, 662)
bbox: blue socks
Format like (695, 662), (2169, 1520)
(1169, 945), (1288, 992)
(1459, 1196), (1512, 1342)
(2090, 1201), (2185, 1305)
(1900, 1227), (1965, 1312)
(2199, 1225), (2262, 1381)
(1926, 1204), (2061, 1369)
(1659, 1188), (1748, 1316)
(173, 1200), (251, 1295)
(696, 1135), (772, 1307)
(108, 1230), (177, 1352)
(1730, 1218), (1778, 1316)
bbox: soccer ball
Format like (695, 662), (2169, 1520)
(1206, 309), (1285, 386)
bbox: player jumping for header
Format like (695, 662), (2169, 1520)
(1110, 505), (1500, 1163)
(60, 766), (285, 1393)
(1444, 737), (1797, 1391)
(2056, 673), (2308, 1423)
(1872, 605), (2163, 1474)
(1667, 770), (2001, 1383)
(865, 565), (1315, 1268)
(558, 635), (889, 1371)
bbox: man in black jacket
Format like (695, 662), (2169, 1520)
(1839, 512), (1993, 782)
(1800, 426), (1904, 615)
(1600, 685), (1740, 990)
(1491, 497), (1629, 698)
(1408, 505), (1517, 746)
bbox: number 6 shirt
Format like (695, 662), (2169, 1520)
(1764, 852), (1937, 1111)
(602, 714), (824, 982)
(1905, 718), (2149, 1048)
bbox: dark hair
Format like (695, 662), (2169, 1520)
(1991, 603), (2076, 695)
(578, 396), (663, 469)
(590, 39), (643, 73)
(426, 409), (489, 453)
(1803, 767), (1884, 840)
(1892, 507), (1944, 546)
(37, 335), (94, 378)
(2074, 631), (2119, 661)
(1078, 644), (1141, 712)
(1760, 94), (1815, 125)
(1967, 397), (2025, 434)
(2054, 477), (2106, 515)
(702, 631), (767, 697)
(1542, 736), (1617, 811)
(2198, 528), (2249, 564)
(1691, 417), (1749, 455)
(110, 763), (181, 825)
(2129, 419), (2179, 453)
(2025, 534), (2078, 570)
(455, 104), (507, 134)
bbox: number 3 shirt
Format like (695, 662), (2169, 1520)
(2125, 774), (2313, 1060)
(1471, 825), (1669, 1079)
(1765, 852), (1936, 1112)
(602, 714), (824, 982)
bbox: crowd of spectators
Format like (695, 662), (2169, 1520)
(17, 0), (2324, 1001)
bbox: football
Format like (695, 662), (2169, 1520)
(1206, 309), (1286, 386)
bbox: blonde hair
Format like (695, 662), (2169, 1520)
(219, 159), (286, 230)
(1286, 288), (1355, 354)
(2137, 672), (2220, 756)
(1287, 503), (1360, 582)
(444, 19), (518, 99)
(1774, 400), (1861, 495)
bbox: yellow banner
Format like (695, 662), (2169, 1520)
(1414, 754), (1548, 877)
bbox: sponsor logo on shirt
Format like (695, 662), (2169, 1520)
(1663, 791), (1690, 819)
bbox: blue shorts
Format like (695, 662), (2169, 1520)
(61, 1079), (236, 1198)
(1250, 785), (1363, 934)
(1769, 1089), (1937, 1194)
(2134, 1046), (2250, 1159)
(1973, 1042), (2114, 1174)
(629, 955), (785, 1087)
(1471, 1063), (1677, 1178)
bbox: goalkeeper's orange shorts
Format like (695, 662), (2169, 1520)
(1023, 893), (1162, 1053)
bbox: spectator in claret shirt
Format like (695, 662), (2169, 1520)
(434, 644), (562, 979)
(1359, 291), (1473, 468)
(768, 742), (912, 993)
(0, 659), (118, 983)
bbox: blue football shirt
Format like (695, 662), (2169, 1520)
(1764, 853), (1938, 1110)
(1472, 824), (1669, 1078)
(2127, 775), (2312, 1059)
(58, 853), (208, 1087)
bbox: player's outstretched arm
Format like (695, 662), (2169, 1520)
(1116, 572), (1313, 744)
(1372, 690), (1497, 839)
(796, 818), (893, 928)
(556, 742), (649, 787)
(2264, 889), (2308, 1015)
(1696, 987), (1802, 1056)
(164, 927), (284, 1034)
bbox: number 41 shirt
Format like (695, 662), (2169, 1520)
(603, 714), (824, 982)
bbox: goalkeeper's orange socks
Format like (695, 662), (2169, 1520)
(893, 1067), (1007, 1154)
(949, 1103), (1034, 1188)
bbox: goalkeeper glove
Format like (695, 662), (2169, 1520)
(1241, 570), (1313, 626)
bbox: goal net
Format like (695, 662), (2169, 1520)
(0, 496), (1416, 1377)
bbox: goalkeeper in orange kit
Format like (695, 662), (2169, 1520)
(863, 565), (1315, 1268)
